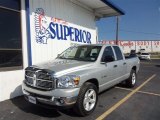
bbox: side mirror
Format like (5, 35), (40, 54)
(57, 54), (60, 58)
(102, 55), (115, 63)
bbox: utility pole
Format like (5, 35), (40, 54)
(116, 16), (119, 45)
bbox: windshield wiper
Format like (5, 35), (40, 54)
(58, 56), (67, 59)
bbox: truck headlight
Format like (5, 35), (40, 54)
(56, 75), (80, 88)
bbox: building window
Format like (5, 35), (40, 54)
(0, 0), (22, 71)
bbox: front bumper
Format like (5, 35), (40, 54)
(140, 56), (150, 60)
(22, 81), (80, 108)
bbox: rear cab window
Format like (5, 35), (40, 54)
(113, 46), (124, 60)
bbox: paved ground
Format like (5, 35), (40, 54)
(0, 60), (160, 120)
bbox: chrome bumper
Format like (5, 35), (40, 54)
(22, 81), (80, 107)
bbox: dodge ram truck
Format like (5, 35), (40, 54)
(22, 44), (140, 116)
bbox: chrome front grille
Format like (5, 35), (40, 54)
(25, 68), (54, 90)
(25, 77), (34, 85)
(36, 71), (51, 80)
(26, 70), (35, 77)
(36, 80), (53, 89)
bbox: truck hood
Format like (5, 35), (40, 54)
(33, 59), (94, 76)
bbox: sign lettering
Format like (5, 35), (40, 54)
(35, 8), (91, 44)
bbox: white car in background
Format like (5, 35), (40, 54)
(140, 53), (151, 60)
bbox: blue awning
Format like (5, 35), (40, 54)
(71, 0), (125, 20)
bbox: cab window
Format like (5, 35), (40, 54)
(101, 46), (115, 63)
(113, 46), (123, 60)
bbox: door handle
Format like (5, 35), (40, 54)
(114, 65), (118, 68)
(123, 62), (126, 65)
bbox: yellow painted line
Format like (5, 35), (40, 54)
(115, 87), (160, 97)
(96, 74), (156, 120)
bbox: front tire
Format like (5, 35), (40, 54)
(74, 82), (98, 116)
(125, 69), (137, 88)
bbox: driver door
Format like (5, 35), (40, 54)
(99, 46), (119, 90)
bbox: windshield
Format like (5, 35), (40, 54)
(58, 45), (102, 62)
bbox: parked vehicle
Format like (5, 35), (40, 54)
(128, 50), (137, 58)
(22, 44), (140, 116)
(139, 53), (151, 60)
(139, 48), (145, 53)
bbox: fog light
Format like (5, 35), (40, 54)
(23, 89), (30, 95)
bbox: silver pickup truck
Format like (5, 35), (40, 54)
(22, 44), (140, 116)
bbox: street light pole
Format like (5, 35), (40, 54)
(116, 16), (119, 45)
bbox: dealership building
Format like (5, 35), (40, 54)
(0, 0), (124, 101)
(99, 40), (160, 53)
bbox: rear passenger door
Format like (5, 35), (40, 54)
(113, 46), (127, 81)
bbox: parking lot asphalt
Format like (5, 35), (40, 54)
(0, 59), (160, 120)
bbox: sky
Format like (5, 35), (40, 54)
(96, 0), (160, 41)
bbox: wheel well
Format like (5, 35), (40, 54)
(85, 79), (99, 91)
(132, 66), (136, 71)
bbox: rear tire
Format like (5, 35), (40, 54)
(125, 69), (137, 88)
(73, 82), (98, 116)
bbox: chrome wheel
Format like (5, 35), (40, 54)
(132, 73), (136, 85)
(125, 70), (136, 88)
(83, 89), (96, 111)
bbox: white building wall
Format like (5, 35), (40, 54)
(135, 41), (152, 53)
(152, 41), (160, 52)
(119, 41), (136, 53)
(29, 0), (97, 65)
(0, 0), (28, 102)
(99, 40), (160, 53)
